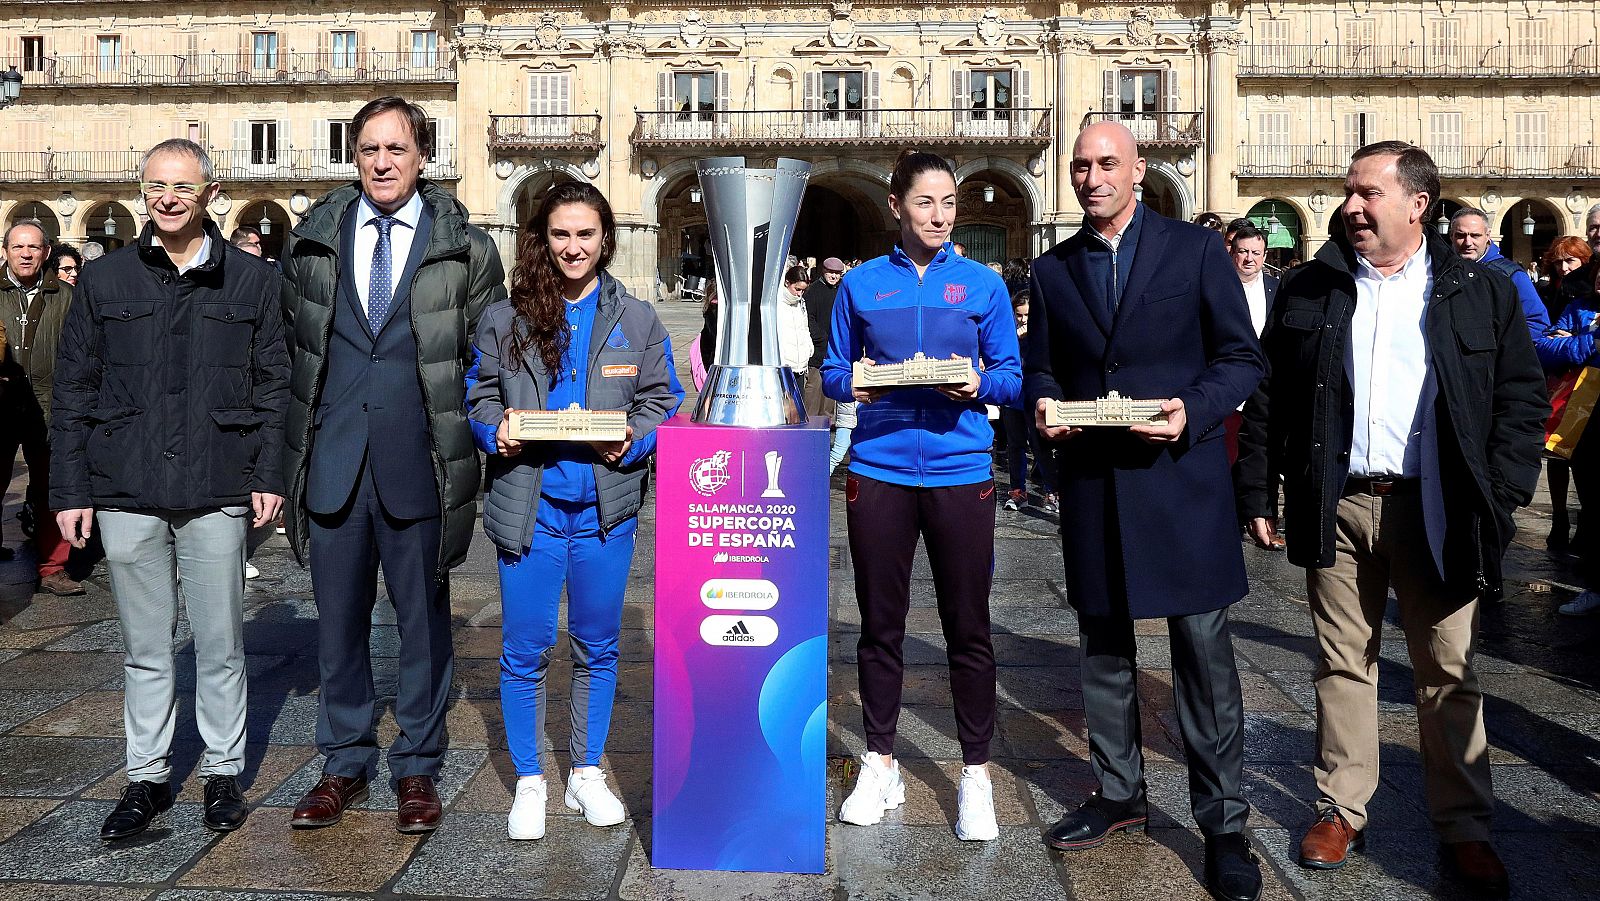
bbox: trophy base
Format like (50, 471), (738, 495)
(691, 365), (807, 427)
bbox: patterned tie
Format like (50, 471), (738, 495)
(368, 215), (396, 332)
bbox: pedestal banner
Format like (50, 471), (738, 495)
(652, 415), (829, 873)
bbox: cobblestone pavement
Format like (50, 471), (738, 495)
(0, 300), (1597, 900)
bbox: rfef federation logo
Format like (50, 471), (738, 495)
(689, 450), (732, 496)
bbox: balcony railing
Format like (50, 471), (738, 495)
(3, 51), (457, 88)
(1079, 111), (1204, 148)
(0, 148), (460, 183)
(1238, 144), (1600, 178)
(489, 115), (605, 152)
(632, 108), (1052, 149)
(1239, 43), (1600, 78)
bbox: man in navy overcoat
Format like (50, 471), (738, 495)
(1023, 122), (1267, 901)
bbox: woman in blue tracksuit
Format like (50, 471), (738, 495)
(822, 150), (1022, 842)
(1538, 272), (1600, 615)
(466, 182), (683, 841)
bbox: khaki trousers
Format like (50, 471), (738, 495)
(1306, 490), (1493, 843)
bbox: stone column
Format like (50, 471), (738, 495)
(1201, 22), (1242, 216)
(615, 219), (659, 302)
(453, 33), (502, 227)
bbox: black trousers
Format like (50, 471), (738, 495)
(1571, 434), (1600, 590)
(846, 474), (996, 764)
(309, 458), (452, 785)
(1080, 606), (1250, 836)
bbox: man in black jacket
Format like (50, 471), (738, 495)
(801, 256), (844, 416)
(1237, 142), (1545, 898)
(51, 139), (289, 841)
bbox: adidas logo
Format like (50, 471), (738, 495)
(699, 614), (779, 647)
(722, 620), (757, 642)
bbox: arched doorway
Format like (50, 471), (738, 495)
(236, 200), (290, 261)
(1246, 199), (1304, 269)
(515, 170), (580, 232)
(8, 201), (61, 242)
(794, 178), (887, 265)
(951, 170), (1033, 263)
(1499, 199), (1560, 266)
(85, 201), (137, 251)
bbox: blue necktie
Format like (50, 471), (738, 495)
(368, 215), (396, 332)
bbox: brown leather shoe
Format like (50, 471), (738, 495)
(1299, 808), (1364, 869)
(1442, 841), (1510, 899)
(396, 775), (442, 834)
(38, 571), (84, 596)
(290, 773), (369, 829)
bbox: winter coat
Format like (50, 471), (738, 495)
(779, 288), (812, 373)
(279, 180), (506, 571)
(0, 270), (73, 423)
(466, 273), (683, 553)
(50, 220), (289, 510)
(1236, 231), (1547, 603)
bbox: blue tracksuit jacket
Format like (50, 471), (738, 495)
(821, 243), (1021, 487)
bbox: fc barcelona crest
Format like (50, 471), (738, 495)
(943, 283), (967, 305)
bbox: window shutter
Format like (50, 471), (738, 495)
(867, 69), (880, 110)
(356, 29), (367, 71)
(803, 70), (819, 109)
(657, 71), (673, 111)
(952, 68), (969, 109)
(556, 72), (571, 117)
(717, 69), (730, 110)
(231, 119), (248, 152)
(1102, 69), (1117, 112)
(1161, 68), (1179, 111)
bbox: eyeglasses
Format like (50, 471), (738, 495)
(139, 181), (212, 200)
(56, 264), (78, 274)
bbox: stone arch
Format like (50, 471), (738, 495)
(1140, 160), (1196, 223)
(954, 156), (1043, 222)
(495, 160), (591, 228)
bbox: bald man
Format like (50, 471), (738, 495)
(1023, 122), (1265, 901)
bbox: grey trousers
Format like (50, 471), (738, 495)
(1080, 607), (1251, 836)
(99, 506), (250, 784)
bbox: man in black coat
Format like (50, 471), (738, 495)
(1237, 142), (1545, 898)
(1025, 122), (1266, 901)
(52, 139), (289, 841)
(801, 256), (844, 416)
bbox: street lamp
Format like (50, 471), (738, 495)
(258, 212), (272, 235)
(0, 66), (22, 109)
(689, 186), (702, 204)
(102, 213), (116, 236)
(1267, 215), (1281, 235)
(982, 184), (995, 204)
(1522, 206), (1536, 236)
(1436, 212), (1450, 234)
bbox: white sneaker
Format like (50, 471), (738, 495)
(564, 767), (625, 826)
(244, 563), (260, 580)
(508, 775), (547, 840)
(838, 753), (905, 825)
(1560, 590), (1600, 615)
(954, 765), (999, 841)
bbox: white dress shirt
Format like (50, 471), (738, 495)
(1348, 240), (1435, 478)
(1241, 275), (1269, 338)
(154, 233), (213, 276)
(353, 190), (425, 316)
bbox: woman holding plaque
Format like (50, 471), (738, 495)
(466, 183), (684, 841)
(821, 150), (1022, 842)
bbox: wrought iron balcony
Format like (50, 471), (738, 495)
(3, 51), (456, 88)
(0, 148), (459, 183)
(1237, 144), (1600, 178)
(631, 108), (1052, 150)
(1079, 111), (1204, 149)
(1239, 43), (1600, 78)
(489, 115), (605, 153)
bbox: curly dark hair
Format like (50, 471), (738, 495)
(507, 182), (617, 375)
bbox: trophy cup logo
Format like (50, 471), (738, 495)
(690, 156), (812, 427)
(761, 450), (785, 498)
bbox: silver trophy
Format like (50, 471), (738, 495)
(691, 156), (812, 427)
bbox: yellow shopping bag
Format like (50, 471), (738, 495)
(1546, 366), (1600, 459)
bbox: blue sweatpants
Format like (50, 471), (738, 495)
(498, 497), (638, 776)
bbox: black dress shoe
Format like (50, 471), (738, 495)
(1044, 792), (1147, 851)
(202, 775), (248, 832)
(1205, 832), (1263, 901)
(100, 780), (174, 841)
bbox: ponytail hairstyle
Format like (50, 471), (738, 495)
(889, 148), (957, 201)
(507, 182), (617, 375)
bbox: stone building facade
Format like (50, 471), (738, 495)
(0, 0), (1594, 290)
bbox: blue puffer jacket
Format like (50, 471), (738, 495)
(1478, 242), (1550, 342)
(1537, 292), (1600, 370)
(821, 243), (1021, 487)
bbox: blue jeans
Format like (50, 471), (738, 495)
(498, 497), (638, 776)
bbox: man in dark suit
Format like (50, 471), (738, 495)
(1024, 122), (1266, 901)
(1224, 224), (1281, 528)
(279, 97), (505, 834)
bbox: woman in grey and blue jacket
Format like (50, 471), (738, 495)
(466, 183), (683, 841)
